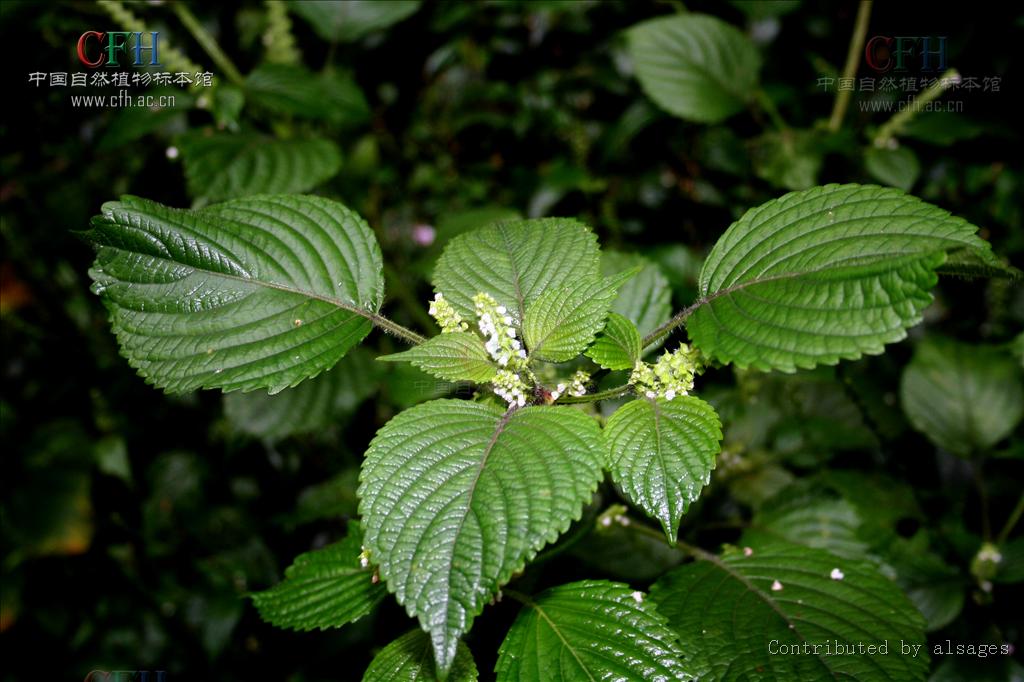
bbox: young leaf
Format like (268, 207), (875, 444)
(627, 14), (761, 123)
(523, 271), (635, 363)
(586, 312), (642, 370)
(741, 493), (869, 559)
(178, 132), (342, 203)
(379, 332), (497, 383)
(496, 581), (693, 682)
(358, 400), (604, 676)
(224, 348), (380, 441)
(650, 544), (929, 681)
(250, 527), (385, 631)
(85, 194), (384, 394)
(432, 219), (600, 322)
(245, 63), (370, 127)
(900, 337), (1024, 457)
(687, 184), (994, 372)
(604, 397), (723, 542)
(290, 0), (419, 43)
(864, 146), (921, 191)
(601, 251), (672, 338)
(363, 630), (478, 682)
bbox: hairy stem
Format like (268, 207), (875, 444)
(367, 311), (426, 346)
(172, 3), (245, 86)
(556, 384), (633, 405)
(97, 0), (203, 77)
(828, 0), (873, 132)
(873, 68), (961, 146)
(641, 298), (704, 349)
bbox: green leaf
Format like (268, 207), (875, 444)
(935, 247), (1021, 280)
(524, 272), (634, 363)
(586, 312), (642, 370)
(432, 218), (601, 322)
(250, 526), (386, 631)
(97, 88), (192, 151)
(864, 146), (921, 191)
(364, 630), (478, 682)
(496, 580), (693, 682)
(688, 184), (994, 372)
(245, 64), (370, 127)
(85, 194), (383, 394)
(604, 397), (723, 542)
(379, 332), (496, 383)
(627, 14), (761, 123)
(753, 130), (825, 191)
(900, 337), (1024, 457)
(178, 132), (342, 203)
(290, 0), (419, 43)
(358, 400), (604, 675)
(224, 348), (380, 440)
(650, 545), (929, 681)
(601, 251), (672, 338)
(741, 491), (870, 559)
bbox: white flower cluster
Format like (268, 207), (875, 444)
(428, 293), (468, 333)
(550, 370), (590, 401)
(493, 369), (530, 408)
(630, 343), (702, 401)
(473, 292), (526, 368)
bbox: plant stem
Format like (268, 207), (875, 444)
(873, 68), (961, 146)
(971, 459), (992, 541)
(626, 515), (716, 562)
(365, 311), (426, 346)
(642, 298), (704, 349)
(172, 3), (245, 86)
(97, 0), (203, 77)
(556, 384), (633, 405)
(828, 0), (873, 132)
(755, 89), (788, 131)
(997, 492), (1024, 545)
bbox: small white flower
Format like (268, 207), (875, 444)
(496, 305), (507, 314)
(665, 389), (676, 401)
(631, 591), (644, 603)
(771, 580), (783, 592)
(743, 547), (754, 557)
(507, 327), (517, 338)
(830, 568), (844, 581)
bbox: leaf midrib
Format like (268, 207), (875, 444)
(696, 555), (836, 679)
(519, 592), (599, 682)
(98, 242), (395, 333)
(437, 407), (516, 657)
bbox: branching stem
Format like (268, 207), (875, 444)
(873, 68), (961, 147)
(828, 0), (873, 132)
(556, 384), (633, 405)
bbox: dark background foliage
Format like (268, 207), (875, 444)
(1, 1), (1021, 680)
